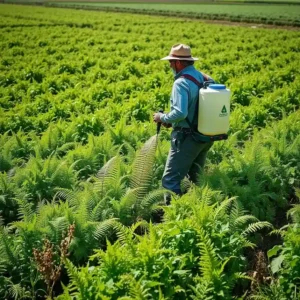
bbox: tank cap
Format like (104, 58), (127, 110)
(208, 84), (226, 90)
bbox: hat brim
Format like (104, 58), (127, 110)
(161, 55), (199, 61)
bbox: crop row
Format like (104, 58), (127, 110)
(46, 2), (300, 26)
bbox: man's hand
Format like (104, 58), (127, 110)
(153, 112), (164, 123)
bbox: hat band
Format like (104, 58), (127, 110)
(171, 54), (192, 58)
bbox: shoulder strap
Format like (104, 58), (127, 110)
(180, 74), (203, 88)
(180, 73), (209, 130)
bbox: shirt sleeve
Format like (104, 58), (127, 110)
(160, 80), (189, 124)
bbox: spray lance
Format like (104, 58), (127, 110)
(156, 109), (164, 135)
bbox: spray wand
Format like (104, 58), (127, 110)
(156, 109), (164, 135)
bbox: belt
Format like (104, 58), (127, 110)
(173, 127), (194, 133)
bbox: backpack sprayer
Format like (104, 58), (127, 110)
(180, 74), (231, 142)
(156, 79), (231, 142)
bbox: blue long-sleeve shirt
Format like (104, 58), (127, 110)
(160, 65), (214, 128)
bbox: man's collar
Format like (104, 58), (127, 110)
(174, 65), (195, 80)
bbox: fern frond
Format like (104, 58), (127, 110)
(55, 188), (79, 207)
(234, 215), (259, 228)
(15, 197), (35, 222)
(48, 216), (69, 244)
(94, 156), (121, 197)
(90, 196), (111, 222)
(117, 188), (142, 225)
(269, 228), (286, 237)
(127, 275), (152, 299)
(197, 228), (220, 280)
(50, 160), (69, 182)
(130, 135), (158, 199)
(181, 177), (192, 194)
(236, 272), (253, 281)
(190, 279), (214, 300)
(8, 282), (29, 300)
(229, 199), (247, 223)
(139, 189), (165, 219)
(93, 218), (118, 241)
(195, 185), (219, 207)
(242, 221), (272, 237)
(287, 204), (300, 224)
(213, 196), (237, 220)
(63, 259), (86, 296)
(113, 220), (148, 248)
(242, 239), (256, 249)
(0, 226), (17, 267)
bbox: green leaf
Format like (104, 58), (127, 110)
(147, 281), (163, 287)
(267, 245), (281, 258)
(270, 255), (285, 274)
(173, 270), (189, 275)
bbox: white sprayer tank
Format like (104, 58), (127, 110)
(197, 84), (230, 135)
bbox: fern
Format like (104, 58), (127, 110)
(130, 135), (158, 199)
(48, 216), (69, 244)
(90, 196), (111, 221)
(0, 226), (17, 267)
(213, 196), (236, 220)
(234, 214), (259, 228)
(113, 188), (140, 225)
(63, 259), (86, 297)
(139, 189), (165, 219)
(197, 228), (220, 281)
(8, 282), (30, 300)
(287, 203), (300, 224)
(16, 197), (35, 223)
(93, 218), (118, 241)
(228, 199), (248, 230)
(113, 220), (148, 250)
(94, 156), (121, 198)
(55, 188), (79, 207)
(242, 221), (272, 236)
(190, 280), (214, 300)
(127, 275), (152, 299)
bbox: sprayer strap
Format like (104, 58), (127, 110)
(180, 74), (202, 88)
(180, 73), (209, 131)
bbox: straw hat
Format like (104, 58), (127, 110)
(161, 44), (198, 61)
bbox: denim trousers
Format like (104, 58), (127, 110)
(162, 130), (213, 195)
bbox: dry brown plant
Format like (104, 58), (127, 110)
(33, 223), (75, 299)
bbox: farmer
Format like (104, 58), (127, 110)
(153, 44), (214, 204)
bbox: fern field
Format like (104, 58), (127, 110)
(0, 4), (300, 299)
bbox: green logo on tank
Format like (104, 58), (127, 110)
(219, 105), (228, 117)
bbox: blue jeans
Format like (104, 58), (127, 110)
(162, 130), (213, 194)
